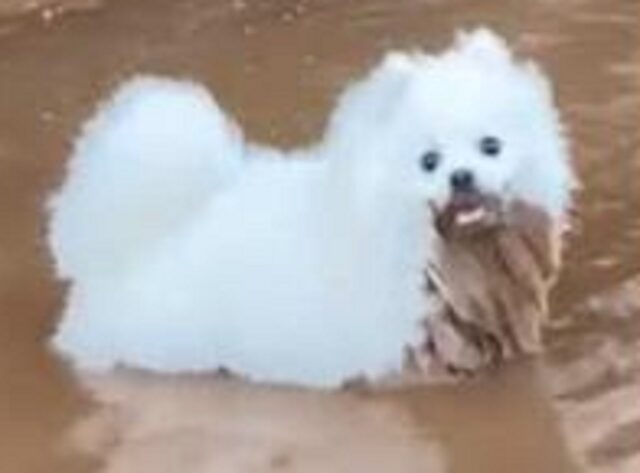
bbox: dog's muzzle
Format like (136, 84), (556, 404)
(434, 189), (503, 239)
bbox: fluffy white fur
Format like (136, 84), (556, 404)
(47, 29), (574, 387)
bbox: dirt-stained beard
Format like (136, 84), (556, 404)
(415, 199), (564, 376)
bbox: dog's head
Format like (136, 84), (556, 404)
(325, 29), (575, 231)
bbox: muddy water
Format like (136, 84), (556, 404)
(0, 0), (638, 472)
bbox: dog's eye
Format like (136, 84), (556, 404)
(479, 136), (502, 157)
(420, 151), (440, 172)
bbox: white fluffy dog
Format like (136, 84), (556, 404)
(47, 29), (575, 387)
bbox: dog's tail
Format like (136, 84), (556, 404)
(47, 77), (244, 282)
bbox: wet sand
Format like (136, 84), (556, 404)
(0, 0), (638, 472)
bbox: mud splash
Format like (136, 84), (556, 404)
(0, 0), (638, 472)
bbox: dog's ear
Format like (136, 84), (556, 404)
(379, 52), (417, 75)
(453, 28), (512, 66)
(511, 61), (578, 222)
(323, 52), (416, 146)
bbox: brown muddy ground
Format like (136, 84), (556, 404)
(0, 0), (638, 472)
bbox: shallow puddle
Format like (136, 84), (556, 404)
(0, 0), (638, 472)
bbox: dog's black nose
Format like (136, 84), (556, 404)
(450, 169), (475, 192)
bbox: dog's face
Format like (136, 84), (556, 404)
(400, 65), (537, 231)
(326, 29), (574, 228)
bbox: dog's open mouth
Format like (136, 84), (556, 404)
(435, 191), (502, 238)
(450, 191), (488, 225)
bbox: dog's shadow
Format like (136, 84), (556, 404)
(66, 371), (445, 473)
